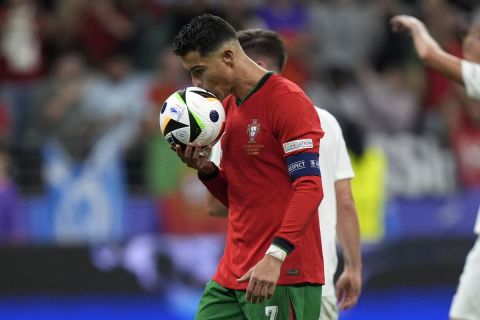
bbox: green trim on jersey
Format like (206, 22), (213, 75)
(236, 71), (274, 106)
(196, 280), (322, 320)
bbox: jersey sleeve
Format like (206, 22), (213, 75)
(331, 114), (355, 181)
(198, 165), (229, 207)
(462, 60), (480, 100)
(269, 91), (325, 255)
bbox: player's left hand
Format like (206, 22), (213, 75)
(237, 255), (283, 304)
(335, 266), (362, 311)
(175, 143), (213, 173)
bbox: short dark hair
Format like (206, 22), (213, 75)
(173, 14), (238, 57)
(237, 29), (287, 73)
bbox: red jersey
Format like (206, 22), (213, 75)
(200, 73), (325, 289)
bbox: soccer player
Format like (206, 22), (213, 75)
(208, 29), (362, 320)
(172, 14), (325, 319)
(391, 15), (480, 320)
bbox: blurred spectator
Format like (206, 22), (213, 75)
(0, 98), (10, 144)
(307, 0), (384, 72)
(0, 145), (27, 244)
(31, 52), (91, 160)
(82, 52), (147, 149)
(256, 0), (311, 86)
(127, 0), (173, 70)
(358, 64), (420, 133)
(80, 0), (134, 65)
(0, 0), (51, 145)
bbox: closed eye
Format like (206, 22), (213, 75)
(191, 67), (205, 77)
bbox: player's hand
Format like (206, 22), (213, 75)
(335, 267), (362, 311)
(237, 255), (282, 304)
(175, 143), (215, 174)
(390, 15), (423, 33)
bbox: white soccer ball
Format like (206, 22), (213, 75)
(159, 87), (225, 148)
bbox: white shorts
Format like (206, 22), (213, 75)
(320, 295), (338, 320)
(450, 236), (480, 320)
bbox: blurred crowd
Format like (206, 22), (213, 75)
(1, 0), (480, 244)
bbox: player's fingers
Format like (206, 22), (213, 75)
(245, 278), (257, 302)
(191, 144), (202, 160)
(250, 281), (264, 304)
(267, 283), (276, 299)
(201, 146), (212, 159)
(184, 144), (193, 159)
(175, 145), (185, 161)
(258, 283), (269, 303)
(341, 294), (358, 310)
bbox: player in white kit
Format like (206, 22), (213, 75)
(391, 15), (480, 320)
(208, 28), (362, 319)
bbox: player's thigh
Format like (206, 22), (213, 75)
(450, 237), (480, 320)
(196, 280), (245, 320)
(320, 295), (338, 320)
(239, 285), (322, 320)
(289, 284), (322, 320)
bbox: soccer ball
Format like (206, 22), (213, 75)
(159, 87), (225, 148)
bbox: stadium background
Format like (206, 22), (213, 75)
(0, 0), (479, 319)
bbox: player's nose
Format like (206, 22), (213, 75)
(191, 76), (202, 88)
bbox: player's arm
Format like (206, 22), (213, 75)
(390, 15), (463, 83)
(328, 112), (362, 311)
(272, 93), (324, 254)
(335, 178), (362, 311)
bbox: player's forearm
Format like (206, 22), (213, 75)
(336, 197), (362, 271)
(410, 22), (463, 83)
(198, 165), (229, 207)
(273, 176), (323, 253)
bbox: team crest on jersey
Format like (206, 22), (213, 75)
(247, 119), (260, 143)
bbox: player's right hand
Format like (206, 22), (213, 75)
(237, 254), (282, 304)
(390, 15), (423, 33)
(175, 143), (215, 175)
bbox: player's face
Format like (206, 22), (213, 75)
(463, 25), (480, 63)
(181, 49), (235, 100)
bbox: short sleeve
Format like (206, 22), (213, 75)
(332, 117), (355, 181)
(462, 60), (480, 100)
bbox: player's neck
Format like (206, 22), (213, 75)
(231, 59), (269, 101)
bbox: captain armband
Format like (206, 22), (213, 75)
(285, 152), (321, 181)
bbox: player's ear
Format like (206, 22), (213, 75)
(222, 49), (234, 67)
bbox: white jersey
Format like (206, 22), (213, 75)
(315, 108), (355, 297)
(210, 141), (222, 166)
(462, 60), (480, 100)
(461, 60), (480, 234)
(209, 108), (355, 297)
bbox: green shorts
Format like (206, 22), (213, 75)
(195, 280), (322, 320)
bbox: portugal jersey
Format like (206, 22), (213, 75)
(200, 72), (325, 289)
